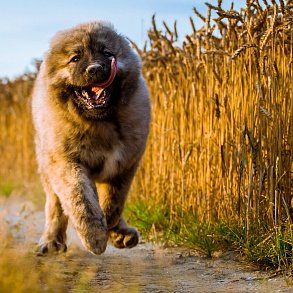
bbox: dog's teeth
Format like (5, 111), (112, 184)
(82, 90), (89, 99)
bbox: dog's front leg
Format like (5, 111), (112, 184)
(45, 162), (108, 255)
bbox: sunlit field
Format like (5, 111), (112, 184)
(130, 0), (293, 268)
(0, 0), (292, 280)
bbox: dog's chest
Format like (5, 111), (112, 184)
(77, 135), (124, 181)
(99, 147), (123, 180)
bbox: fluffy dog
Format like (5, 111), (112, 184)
(32, 21), (151, 255)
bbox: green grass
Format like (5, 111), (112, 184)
(0, 178), (45, 209)
(125, 199), (293, 270)
(124, 200), (227, 257)
(0, 179), (18, 198)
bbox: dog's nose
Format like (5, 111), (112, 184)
(86, 64), (103, 76)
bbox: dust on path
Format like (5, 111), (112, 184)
(0, 195), (292, 293)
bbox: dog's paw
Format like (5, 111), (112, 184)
(81, 231), (108, 255)
(76, 216), (108, 255)
(109, 227), (139, 249)
(37, 240), (67, 256)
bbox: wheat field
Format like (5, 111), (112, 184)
(132, 0), (293, 226)
(0, 0), (292, 268)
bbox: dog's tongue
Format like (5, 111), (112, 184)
(91, 58), (117, 96)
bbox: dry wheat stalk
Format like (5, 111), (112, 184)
(217, 10), (243, 22)
(231, 44), (257, 60)
(206, 5), (211, 33)
(260, 28), (273, 51)
(193, 7), (206, 23)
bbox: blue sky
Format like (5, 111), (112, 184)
(0, 0), (239, 79)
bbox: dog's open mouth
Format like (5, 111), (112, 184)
(74, 86), (112, 108)
(74, 58), (117, 109)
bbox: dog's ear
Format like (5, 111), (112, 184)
(119, 76), (139, 104)
(116, 43), (142, 104)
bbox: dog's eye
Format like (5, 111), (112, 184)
(103, 51), (114, 58)
(70, 55), (80, 63)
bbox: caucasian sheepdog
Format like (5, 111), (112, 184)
(32, 21), (151, 255)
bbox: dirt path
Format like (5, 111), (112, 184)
(0, 195), (292, 292)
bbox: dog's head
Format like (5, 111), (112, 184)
(45, 21), (141, 120)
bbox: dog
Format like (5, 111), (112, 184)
(32, 21), (151, 255)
